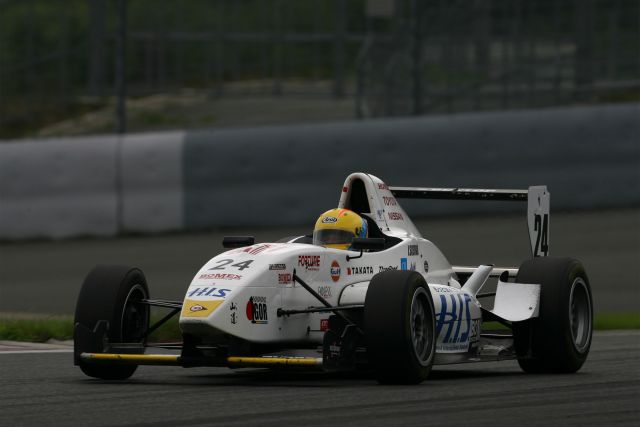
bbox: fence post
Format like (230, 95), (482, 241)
(333, 0), (346, 98)
(574, 0), (594, 101)
(115, 0), (127, 135)
(410, 0), (423, 115)
(88, 0), (106, 98)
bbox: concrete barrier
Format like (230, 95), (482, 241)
(0, 136), (119, 239)
(0, 103), (637, 240)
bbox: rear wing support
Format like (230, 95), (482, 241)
(389, 186), (550, 257)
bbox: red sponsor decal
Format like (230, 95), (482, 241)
(320, 319), (329, 331)
(382, 196), (397, 206)
(388, 212), (404, 221)
(243, 244), (272, 255)
(330, 260), (341, 282)
(298, 255), (321, 270)
(378, 183), (389, 190)
(278, 273), (292, 284)
(199, 273), (241, 280)
(342, 186), (349, 193)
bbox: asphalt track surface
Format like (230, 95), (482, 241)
(1, 208), (638, 314)
(0, 331), (637, 426)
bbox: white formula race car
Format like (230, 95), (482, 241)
(74, 172), (593, 384)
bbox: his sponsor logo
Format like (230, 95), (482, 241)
(388, 212), (404, 221)
(330, 260), (341, 282)
(409, 261), (416, 271)
(408, 245), (419, 256)
(435, 293), (474, 353)
(424, 260), (430, 273)
(189, 304), (207, 312)
(347, 265), (374, 275)
(243, 244), (272, 255)
(317, 286), (332, 298)
(320, 318), (329, 331)
(230, 302), (238, 325)
(187, 287), (231, 298)
(376, 209), (383, 220)
(246, 296), (268, 324)
(342, 186), (349, 193)
(298, 255), (321, 271)
(401, 258), (408, 270)
(278, 273), (292, 284)
(199, 273), (241, 280)
(378, 183), (388, 190)
(321, 216), (338, 224)
(269, 263), (286, 270)
(378, 265), (398, 272)
(382, 196), (397, 206)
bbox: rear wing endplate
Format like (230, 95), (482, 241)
(389, 186), (550, 257)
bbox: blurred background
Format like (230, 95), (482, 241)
(1, 0), (638, 138)
(0, 0), (638, 317)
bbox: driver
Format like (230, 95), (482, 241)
(313, 208), (368, 250)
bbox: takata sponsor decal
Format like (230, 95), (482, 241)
(378, 265), (398, 272)
(330, 260), (341, 282)
(388, 212), (404, 221)
(317, 286), (332, 298)
(401, 258), (408, 270)
(321, 216), (338, 224)
(382, 196), (397, 206)
(278, 273), (292, 284)
(242, 244), (272, 255)
(199, 273), (241, 280)
(408, 245), (419, 256)
(347, 265), (374, 275)
(269, 263), (286, 270)
(298, 255), (320, 270)
(424, 260), (429, 273)
(246, 296), (268, 324)
(378, 183), (388, 190)
(181, 299), (223, 318)
(187, 287), (231, 298)
(320, 318), (329, 331)
(436, 293), (474, 353)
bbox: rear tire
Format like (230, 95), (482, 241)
(365, 270), (436, 384)
(74, 265), (150, 380)
(513, 257), (593, 373)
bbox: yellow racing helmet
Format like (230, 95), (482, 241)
(313, 208), (368, 250)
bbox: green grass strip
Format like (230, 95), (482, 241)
(1, 312), (638, 343)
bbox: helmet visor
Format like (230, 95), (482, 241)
(313, 229), (355, 247)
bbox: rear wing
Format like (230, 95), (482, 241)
(389, 186), (550, 257)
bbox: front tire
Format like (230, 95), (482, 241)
(74, 265), (150, 380)
(365, 270), (436, 384)
(513, 257), (593, 373)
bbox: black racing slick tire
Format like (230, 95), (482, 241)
(365, 270), (436, 384)
(513, 257), (593, 373)
(74, 265), (150, 380)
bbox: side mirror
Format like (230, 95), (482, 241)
(351, 237), (385, 251)
(222, 236), (255, 248)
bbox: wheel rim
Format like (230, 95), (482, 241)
(410, 287), (434, 366)
(569, 277), (592, 353)
(121, 284), (149, 342)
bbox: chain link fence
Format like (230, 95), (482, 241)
(0, 0), (638, 138)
